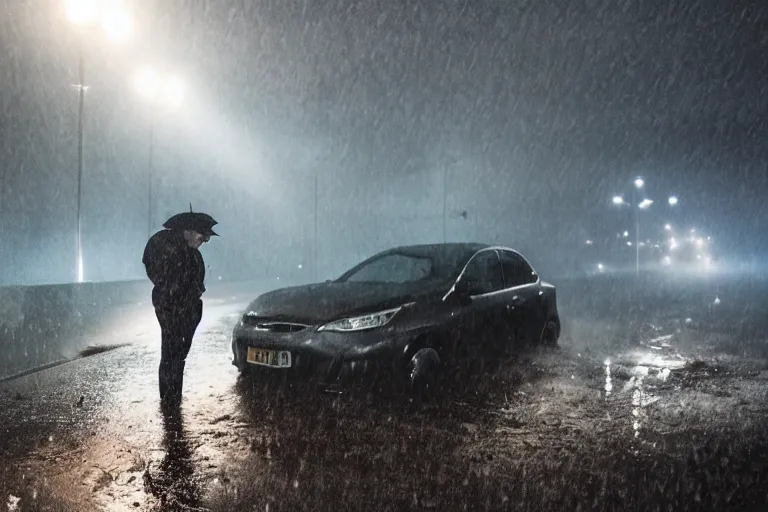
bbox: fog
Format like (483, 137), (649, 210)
(1, 0), (766, 286)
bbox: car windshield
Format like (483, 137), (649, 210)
(339, 253), (435, 284)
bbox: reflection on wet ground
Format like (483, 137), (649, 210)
(2, 300), (768, 510)
(142, 404), (203, 509)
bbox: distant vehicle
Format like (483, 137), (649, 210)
(231, 243), (560, 393)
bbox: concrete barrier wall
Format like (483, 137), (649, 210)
(0, 278), (304, 381)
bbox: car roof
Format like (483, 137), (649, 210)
(380, 243), (492, 261)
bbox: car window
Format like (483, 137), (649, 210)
(460, 250), (504, 294)
(342, 254), (433, 283)
(499, 250), (537, 287)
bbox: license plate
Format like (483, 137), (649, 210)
(247, 347), (292, 368)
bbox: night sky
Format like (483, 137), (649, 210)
(1, 0), (766, 285)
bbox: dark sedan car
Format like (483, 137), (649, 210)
(231, 243), (560, 393)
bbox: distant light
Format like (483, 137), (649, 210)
(638, 198), (654, 210)
(695, 238), (704, 247)
(638, 242), (646, 247)
(585, 240), (593, 245)
(66, 0), (95, 25)
(627, 241), (632, 246)
(707, 236), (711, 241)
(668, 196), (678, 206)
(690, 228), (696, 233)
(623, 231), (629, 237)
(134, 69), (186, 108)
(298, 264), (303, 269)
(102, 5), (131, 40)
(597, 263), (604, 271)
(612, 195), (624, 205)
(696, 254), (702, 260)
(714, 296), (720, 306)
(664, 224), (672, 231)
(634, 178), (645, 189)
(663, 255), (672, 266)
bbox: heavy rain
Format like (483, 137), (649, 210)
(1, 0), (767, 510)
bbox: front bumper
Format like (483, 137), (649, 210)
(231, 322), (401, 385)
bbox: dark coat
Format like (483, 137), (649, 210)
(142, 229), (206, 309)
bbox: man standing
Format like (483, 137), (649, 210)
(142, 212), (218, 406)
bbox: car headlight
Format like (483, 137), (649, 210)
(318, 304), (412, 332)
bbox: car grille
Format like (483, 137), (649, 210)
(242, 317), (310, 333)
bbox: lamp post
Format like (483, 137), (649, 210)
(314, 171), (318, 281)
(612, 177), (651, 278)
(132, 67), (186, 239)
(65, 0), (131, 283)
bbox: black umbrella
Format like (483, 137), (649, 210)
(163, 204), (219, 236)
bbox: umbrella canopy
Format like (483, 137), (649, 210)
(163, 211), (219, 236)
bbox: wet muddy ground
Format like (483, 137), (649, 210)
(2, 291), (768, 511)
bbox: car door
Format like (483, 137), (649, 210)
(448, 249), (507, 367)
(498, 250), (543, 345)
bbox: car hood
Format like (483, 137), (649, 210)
(243, 280), (451, 325)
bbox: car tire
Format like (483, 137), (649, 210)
(540, 318), (560, 347)
(407, 347), (440, 397)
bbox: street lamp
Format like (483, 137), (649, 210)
(133, 67), (187, 239)
(65, 0), (131, 283)
(668, 195), (678, 206)
(611, 177), (650, 278)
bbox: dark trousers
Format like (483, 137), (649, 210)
(155, 299), (203, 404)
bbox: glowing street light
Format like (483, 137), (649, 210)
(664, 224), (672, 231)
(668, 195), (678, 206)
(64, 0), (132, 283)
(133, 68), (187, 107)
(102, 5), (132, 40)
(638, 198), (654, 210)
(634, 177), (645, 189)
(612, 195), (625, 205)
(133, 68), (187, 238)
(66, 0), (95, 25)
